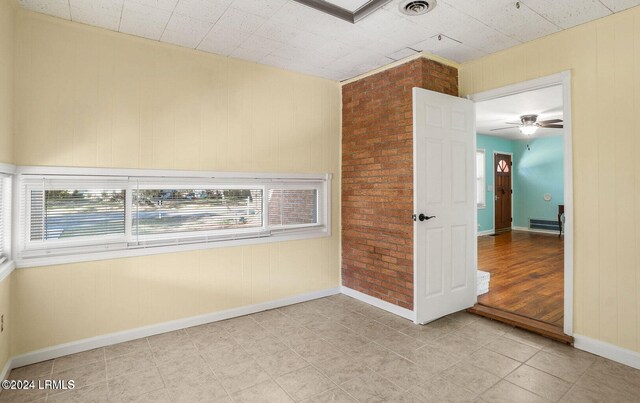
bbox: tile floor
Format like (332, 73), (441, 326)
(2, 294), (640, 402)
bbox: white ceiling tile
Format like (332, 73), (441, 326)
(230, 45), (270, 62)
(324, 49), (392, 73)
(129, 0), (178, 12)
(324, 0), (369, 12)
(270, 1), (355, 40)
(214, 7), (267, 34)
(442, 0), (560, 43)
(197, 24), (252, 55)
(523, 0), (611, 29)
(413, 34), (486, 63)
(161, 13), (213, 48)
(230, 0), (288, 18)
(19, 0), (71, 20)
(173, 0), (232, 22)
(388, 47), (419, 61)
(598, 0), (640, 12)
(69, 0), (124, 31)
(120, 0), (172, 40)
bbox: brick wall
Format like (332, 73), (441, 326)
(341, 58), (458, 310)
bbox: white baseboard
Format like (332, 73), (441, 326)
(512, 226), (560, 236)
(477, 230), (494, 236)
(7, 287), (340, 372)
(0, 359), (10, 381)
(574, 334), (640, 370)
(340, 286), (415, 321)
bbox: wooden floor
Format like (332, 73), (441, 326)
(478, 231), (564, 327)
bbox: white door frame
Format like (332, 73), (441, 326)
(468, 71), (574, 336)
(491, 150), (514, 233)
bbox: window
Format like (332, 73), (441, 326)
(17, 170), (330, 266)
(476, 150), (486, 208)
(0, 174), (10, 265)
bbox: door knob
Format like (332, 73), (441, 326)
(418, 214), (435, 221)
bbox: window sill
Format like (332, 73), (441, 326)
(15, 227), (331, 269)
(0, 260), (15, 282)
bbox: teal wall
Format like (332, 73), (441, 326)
(513, 136), (564, 228)
(476, 134), (564, 233)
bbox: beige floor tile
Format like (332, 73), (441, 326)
(237, 334), (290, 357)
(505, 364), (571, 401)
(108, 368), (165, 403)
(344, 318), (399, 341)
(481, 380), (548, 403)
(424, 333), (485, 360)
(214, 359), (271, 393)
(120, 388), (171, 403)
(157, 355), (213, 389)
(150, 339), (199, 363)
(373, 354), (434, 390)
(464, 348), (521, 378)
(400, 343), (459, 372)
(322, 329), (371, 352)
(504, 328), (552, 350)
(52, 348), (105, 373)
(184, 322), (226, 338)
(398, 317), (464, 342)
(165, 374), (229, 403)
(250, 308), (288, 323)
(255, 349), (309, 377)
(457, 322), (506, 346)
(218, 316), (258, 334)
(485, 336), (540, 362)
(191, 330), (238, 352)
(200, 343), (254, 369)
(526, 351), (593, 383)
(106, 350), (155, 379)
(349, 342), (399, 368)
(8, 360), (53, 380)
(447, 311), (481, 325)
(373, 331), (425, 356)
(46, 381), (109, 403)
(339, 372), (403, 402)
(409, 375), (478, 402)
(276, 366), (335, 401)
(441, 362), (501, 393)
(300, 388), (356, 403)
(104, 339), (150, 360)
(0, 377), (48, 403)
(290, 338), (343, 364)
(277, 325), (320, 347)
(51, 361), (107, 392)
(558, 384), (630, 403)
(575, 367), (640, 402)
(146, 330), (189, 349)
(231, 380), (294, 403)
(315, 354), (372, 385)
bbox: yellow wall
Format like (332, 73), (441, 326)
(460, 7), (640, 353)
(10, 11), (341, 355)
(0, 0), (15, 373)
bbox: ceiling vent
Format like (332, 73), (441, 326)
(400, 0), (435, 16)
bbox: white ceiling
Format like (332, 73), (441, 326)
(17, 0), (640, 81)
(476, 85), (563, 140)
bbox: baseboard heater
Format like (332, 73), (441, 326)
(529, 218), (560, 231)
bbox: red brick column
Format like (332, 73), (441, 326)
(341, 58), (458, 310)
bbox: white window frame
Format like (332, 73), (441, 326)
(476, 149), (486, 209)
(15, 166), (331, 268)
(0, 162), (15, 282)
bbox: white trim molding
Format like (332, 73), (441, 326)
(477, 230), (494, 236)
(6, 287), (340, 372)
(512, 226), (561, 236)
(468, 71), (574, 337)
(340, 286), (415, 321)
(0, 360), (10, 383)
(574, 334), (640, 370)
(0, 261), (15, 283)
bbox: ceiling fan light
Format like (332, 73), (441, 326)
(520, 125), (538, 135)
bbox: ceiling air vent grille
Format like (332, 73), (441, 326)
(400, 0), (435, 16)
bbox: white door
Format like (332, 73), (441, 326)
(413, 87), (476, 324)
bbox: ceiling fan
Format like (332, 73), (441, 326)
(491, 114), (563, 135)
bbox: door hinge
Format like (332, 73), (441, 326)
(412, 214), (417, 221)
(511, 217), (513, 222)
(511, 189), (513, 194)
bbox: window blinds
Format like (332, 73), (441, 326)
(268, 189), (318, 227)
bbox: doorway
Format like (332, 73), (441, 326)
(494, 153), (512, 233)
(468, 72), (573, 339)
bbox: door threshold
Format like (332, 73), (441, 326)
(467, 304), (573, 345)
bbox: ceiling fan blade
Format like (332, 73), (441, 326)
(539, 124), (563, 129)
(505, 121), (521, 125)
(490, 126), (518, 131)
(538, 119), (563, 125)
